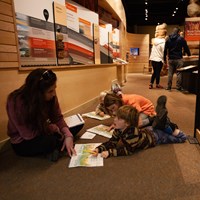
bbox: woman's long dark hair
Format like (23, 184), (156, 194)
(8, 68), (57, 133)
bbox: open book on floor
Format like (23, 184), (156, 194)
(64, 114), (85, 128)
(87, 124), (113, 138)
(82, 111), (110, 120)
(68, 143), (103, 168)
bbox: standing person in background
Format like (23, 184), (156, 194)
(149, 37), (166, 89)
(6, 68), (83, 162)
(164, 27), (191, 91)
(149, 23), (167, 89)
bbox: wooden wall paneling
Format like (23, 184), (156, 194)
(0, 20), (15, 32)
(1, 0), (12, 4)
(0, 1), (13, 16)
(0, 44), (17, 52)
(126, 33), (149, 73)
(0, 14), (13, 23)
(0, 0), (20, 69)
(0, 62), (19, 68)
(0, 52), (18, 61)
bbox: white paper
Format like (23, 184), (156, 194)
(82, 111), (110, 120)
(87, 124), (113, 138)
(68, 143), (103, 168)
(64, 114), (85, 128)
(80, 131), (96, 139)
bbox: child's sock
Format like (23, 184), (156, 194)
(172, 128), (180, 136)
(176, 131), (187, 141)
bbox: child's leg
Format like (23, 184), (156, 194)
(154, 128), (186, 144)
(172, 128), (182, 136)
(164, 126), (173, 135)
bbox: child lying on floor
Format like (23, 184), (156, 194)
(95, 82), (122, 117)
(93, 105), (186, 158)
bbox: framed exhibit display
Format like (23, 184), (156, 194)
(14, 0), (99, 68)
(14, 0), (57, 67)
(185, 17), (200, 41)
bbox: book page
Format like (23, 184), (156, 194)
(82, 111), (110, 120)
(64, 114), (85, 128)
(87, 124), (113, 138)
(80, 131), (96, 139)
(68, 143), (103, 168)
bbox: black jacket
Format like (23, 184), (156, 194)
(164, 33), (191, 61)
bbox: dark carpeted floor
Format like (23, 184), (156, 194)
(1, 73), (200, 200)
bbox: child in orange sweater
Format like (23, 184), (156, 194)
(103, 93), (156, 128)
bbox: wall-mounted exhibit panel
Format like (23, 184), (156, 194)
(13, 0), (100, 68)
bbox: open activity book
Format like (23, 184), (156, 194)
(68, 143), (103, 168)
(86, 124), (113, 138)
(82, 111), (110, 120)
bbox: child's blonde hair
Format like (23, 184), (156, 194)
(116, 105), (139, 127)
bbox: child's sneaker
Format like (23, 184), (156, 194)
(149, 84), (153, 89)
(157, 95), (167, 107)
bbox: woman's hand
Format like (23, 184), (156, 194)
(61, 136), (76, 157)
(101, 151), (109, 158)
